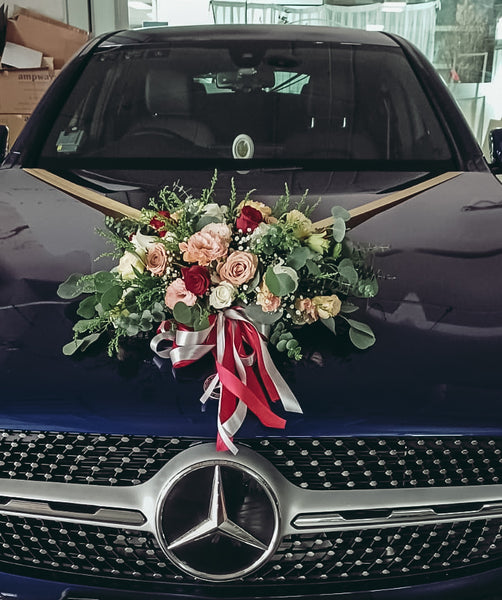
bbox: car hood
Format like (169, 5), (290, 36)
(1, 168), (502, 439)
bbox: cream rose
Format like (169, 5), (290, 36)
(218, 251), (258, 286)
(286, 209), (314, 239)
(209, 282), (236, 309)
(146, 243), (168, 276)
(116, 251), (145, 280)
(313, 295), (342, 319)
(165, 278), (197, 310)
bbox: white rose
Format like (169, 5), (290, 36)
(209, 282), (237, 309)
(131, 229), (157, 259)
(250, 222), (271, 245)
(202, 203), (228, 222)
(116, 251), (145, 280)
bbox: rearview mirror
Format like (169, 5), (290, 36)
(0, 125), (8, 164)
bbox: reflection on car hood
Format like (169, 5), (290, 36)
(1, 168), (502, 439)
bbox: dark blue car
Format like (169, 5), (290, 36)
(1, 24), (502, 600)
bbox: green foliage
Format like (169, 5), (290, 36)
(270, 322), (302, 360)
(265, 267), (297, 297)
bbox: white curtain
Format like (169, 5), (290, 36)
(211, 1), (438, 61)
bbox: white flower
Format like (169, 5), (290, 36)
(131, 229), (157, 259)
(202, 203), (228, 222)
(250, 222), (271, 244)
(116, 251), (145, 280)
(209, 282), (237, 309)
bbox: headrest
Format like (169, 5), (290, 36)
(145, 68), (192, 116)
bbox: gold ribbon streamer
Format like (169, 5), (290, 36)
(312, 171), (462, 230)
(24, 168), (462, 229)
(23, 168), (142, 221)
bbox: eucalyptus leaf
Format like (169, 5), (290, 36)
(276, 339), (287, 352)
(321, 317), (336, 334)
(57, 273), (85, 299)
(245, 303), (283, 325)
(338, 258), (358, 286)
(73, 319), (99, 334)
(77, 295), (99, 319)
(100, 285), (123, 311)
(286, 246), (314, 270)
(173, 302), (195, 327)
(196, 215), (221, 229)
(305, 259), (321, 276)
(340, 301), (359, 314)
(331, 205), (351, 222)
(62, 332), (102, 356)
(345, 318), (376, 350)
(94, 271), (117, 293)
(332, 217), (346, 243)
(286, 339), (299, 350)
(265, 267), (297, 297)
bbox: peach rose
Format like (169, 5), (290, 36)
(179, 223), (231, 265)
(256, 281), (281, 312)
(146, 243), (168, 276)
(218, 251), (258, 286)
(294, 297), (319, 324)
(165, 278), (197, 310)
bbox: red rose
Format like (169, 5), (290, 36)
(150, 210), (171, 238)
(235, 205), (263, 232)
(182, 265), (211, 296)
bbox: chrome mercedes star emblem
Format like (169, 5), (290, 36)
(168, 465), (268, 552)
(158, 460), (280, 581)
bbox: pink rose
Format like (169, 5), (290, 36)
(179, 223), (231, 266)
(146, 243), (168, 276)
(256, 281), (281, 312)
(165, 278), (197, 310)
(217, 251), (258, 286)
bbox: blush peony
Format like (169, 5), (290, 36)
(179, 223), (231, 265)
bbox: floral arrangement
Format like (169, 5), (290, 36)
(58, 175), (377, 452)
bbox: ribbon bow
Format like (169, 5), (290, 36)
(150, 308), (302, 454)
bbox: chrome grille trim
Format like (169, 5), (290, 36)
(293, 502), (502, 530)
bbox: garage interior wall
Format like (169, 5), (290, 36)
(3, 0), (129, 35)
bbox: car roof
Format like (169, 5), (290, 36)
(99, 24), (400, 50)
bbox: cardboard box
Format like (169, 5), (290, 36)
(0, 113), (30, 144)
(7, 8), (89, 69)
(0, 68), (60, 114)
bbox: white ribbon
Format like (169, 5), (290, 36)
(150, 308), (302, 454)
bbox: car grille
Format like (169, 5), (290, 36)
(0, 513), (501, 588)
(0, 430), (500, 490)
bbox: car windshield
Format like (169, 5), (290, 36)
(39, 40), (453, 169)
